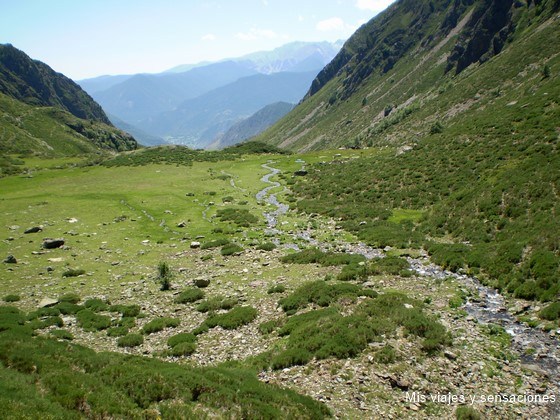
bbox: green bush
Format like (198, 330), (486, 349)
(168, 342), (196, 357)
(76, 310), (111, 332)
(55, 302), (82, 315)
(271, 348), (312, 370)
(50, 329), (74, 340)
(206, 306), (258, 330)
(29, 316), (64, 330)
(221, 243), (244, 256)
(117, 334), (144, 348)
(175, 288), (205, 304)
(3, 294), (21, 302)
(456, 405), (481, 419)
(107, 326), (129, 337)
(167, 333), (196, 348)
(62, 269), (86, 278)
(257, 242), (277, 251)
(196, 296), (237, 313)
(369, 256), (411, 276)
(216, 208), (259, 227)
(84, 298), (110, 312)
(259, 319), (284, 335)
(539, 302), (560, 321)
(110, 304), (141, 318)
(141, 317), (180, 335)
(374, 345), (397, 364)
(58, 293), (81, 304)
(280, 248), (365, 266)
(267, 284), (286, 294)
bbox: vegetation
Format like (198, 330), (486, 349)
(174, 287), (205, 304)
(75, 309), (111, 332)
(156, 261), (172, 291)
(221, 243), (244, 256)
(196, 296), (238, 313)
(117, 333), (144, 348)
(205, 306), (258, 330)
(141, 317), (180, 335)
(2, 294), (20, 303)
(216, 208), (259, 227)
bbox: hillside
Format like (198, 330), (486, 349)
(0, 45), (138, 175)
(0, 44), (111, 124)
(256, 0), (560, 301)
(141, 71), (318, 148)
(208, 102), (295, 150)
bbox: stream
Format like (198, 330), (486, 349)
(257, 161), (560, 386)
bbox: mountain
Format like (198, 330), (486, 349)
(140, 71), (318, 148)
(89, 61), (258, 125)
(0, 44), (111, 124)
(77, 74), (133, 94)
(107, 114), (165, 147)
(208, 102), (295, 149)
(165, 41), (343, 74)
(0, 44), (137, 172)
(257, 0), (560, 301)
(258, 0), (560, 151)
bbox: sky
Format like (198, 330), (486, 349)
(0, 0), (396, 81)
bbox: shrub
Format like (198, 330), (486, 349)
(271, 348), (312, 370)
(369, 256), (411, 276)
(110, 304), (141, 318)
(257, 242), (277, 251)
(107, 326), (129, 337)
(206, 306), (258, 330)
(157, 261), (173, 291)
(196, 296), (237, 313)
(117, 333), (144, 348)
(539, 302), (560, 321)
(62, 269), (86, 278)
(221, 243), (243, 256)
(216, 208), (259, 227)
(142, 317), (180, 335)
(3, 294), (20, 302)
(168, 342), (196, 357)
(191, 323), (210, 335)
(29, 316), (64, 330)
(167, 333), (196, 348)
(58, 293), (81, 304)
(55, 302), (82, 315)
(259, 319), (284, 335)
(84, 298), (110, 312)
(280, 248), (365, 266)
(175, 288), (205, 304)
(50, 329), (74, 340)
(374, 345), (397, 364)
(456, 405), (481, 420)
(267, 284), (286, 294)
(76, 309), (111, 331)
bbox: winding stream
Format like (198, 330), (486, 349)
(257, 161), (560, 385)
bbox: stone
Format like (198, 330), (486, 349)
(38, 297), (58, 308)
(43, 238), (65, 249)
(177, 221), (187, 228)
(444, 350), (458, 361)
(24, 226), (43, 234)
(294, 170), (308, 176)
(194, 278), (210, 288)
(190, 241), (201, 249)
(3, 255), (17, 264)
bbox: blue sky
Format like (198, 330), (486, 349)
(0, 0), (396, 80)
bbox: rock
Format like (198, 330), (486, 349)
(444, 350), (458, 361)
(43, 238), (65, 249)
(67, 218), (79, 223)
(294, 170), (308, 176)
(24, 226), (42, 234)
(3, 255), (17, 264)
(404, 303), (414, 309)
(190, 241), (201, 249)
(38, 297), (58, 308)
(388, 375), (410, 391)
(194, 278), (210, 288)
(177, 221), (187, 228)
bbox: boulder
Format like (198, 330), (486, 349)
(190, 241), (201, 249)
(177, 221), (187, 228)
(43, 238), (65, 249)
(24, 226), (42, 234)
(194, 278), (210, 288)
(38, 297), (58, 308)
(3, 255), (17, 264)
(294, 169), (308, 176)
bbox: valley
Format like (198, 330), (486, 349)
(1, 148), (558, 418)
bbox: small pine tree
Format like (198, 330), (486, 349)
(543, 64), (551, 79)
(157, 261), (172, 291)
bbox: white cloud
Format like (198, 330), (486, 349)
(356, 0), (395, 12)
(262, 0), (269, 5)
(316, 17), (345, 32)
(298, 15), (305, 22)
(201, 34), (216, 41)
(235, 28), (279, 41)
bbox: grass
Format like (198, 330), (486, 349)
(204, 306), (258, 330)
(175, 287), (205, 304)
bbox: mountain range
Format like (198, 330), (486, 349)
(78, 41), (342, 148)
